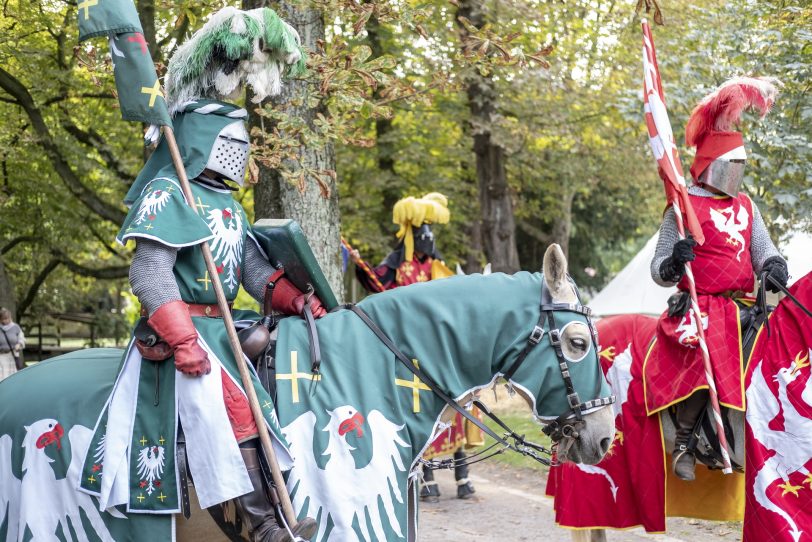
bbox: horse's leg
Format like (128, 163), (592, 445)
(570, 529), (607, 542)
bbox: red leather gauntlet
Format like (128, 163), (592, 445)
(148, 301), (211, 376)
(265, 270), (326, 318)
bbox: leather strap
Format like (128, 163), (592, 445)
(176, 430), (191, 519)
(141, 303), (232, 318)
(263, 268), (286, 316)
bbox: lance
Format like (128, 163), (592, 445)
(641, 19), (732, 473)
(162, 127), (301, 523)
(341, 237), (386, 292)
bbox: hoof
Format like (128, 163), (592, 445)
(456, 481), (476, 499)
(420, 482), (441, 503)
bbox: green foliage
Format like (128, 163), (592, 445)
(0, 0), (808, 329)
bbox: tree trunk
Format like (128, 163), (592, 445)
(455, 0), (520, 274)
(366, 12), (401, 238)
(0, 257), (16, 318)
(550, 188), (575, 258)
(246, 0), (344, 301)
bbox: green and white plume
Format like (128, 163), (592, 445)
(165, 7), (305, 115)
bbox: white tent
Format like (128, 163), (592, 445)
(587, 230), (812, 317)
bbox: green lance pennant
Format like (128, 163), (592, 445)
(77, 0), (171, 127)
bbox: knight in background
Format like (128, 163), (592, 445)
(79, 8), (323, 542)
(646, 77), (789, 481)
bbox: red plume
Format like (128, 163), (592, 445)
(685, 76), (781, 147)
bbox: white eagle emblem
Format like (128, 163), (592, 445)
(136, 444), (166, 496)
(709, 205), (749, 261)
(282, 406), (410, 541)
(134, 187), (172, 226)
(747, 352), (812, 542)
(675, 310), (708, 348)
(0, 420), (125, 541)
(207, 207), (244, 293)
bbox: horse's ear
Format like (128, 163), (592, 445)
(543, 244), (575, 302)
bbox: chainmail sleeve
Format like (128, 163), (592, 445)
(242, 240), (278, 304)
(650, 207), (680, 287)
(749, 202), (781, 273)
(130, 239), (182, 317)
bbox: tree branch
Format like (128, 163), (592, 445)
(62, 121), (134, 183)
(1, 236), (41, 255)
(0, 67), (126, 224)
(17, 258), (61, 319)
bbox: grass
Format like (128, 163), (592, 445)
(479, 412), (552, 473)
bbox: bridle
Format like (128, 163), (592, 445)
(323, 276), (615, 468)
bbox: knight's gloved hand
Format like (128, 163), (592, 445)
(659, 236), (697, 283)
(761, 256), (788, 293)
(270, 276), (327, 318)
(667, 290), (691, 318)
(147, 300), (211, 377)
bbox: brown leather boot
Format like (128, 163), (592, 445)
(237, 444), (317, 542)
(672, 391), (708, 481)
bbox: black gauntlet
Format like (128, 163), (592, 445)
(761, 256), (788, 293)
(659, 236), (697, 283)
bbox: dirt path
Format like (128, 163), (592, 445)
(418, 461), (741, 542)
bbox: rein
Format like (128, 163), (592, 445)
(319, 278), (615, 468)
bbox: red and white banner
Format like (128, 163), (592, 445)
(641, 19), (703, 244)
(745, 272), (812, 542)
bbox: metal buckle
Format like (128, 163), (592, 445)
(567, 392), (581, 409)
(549, 329), (561, 346)
(529, 326), (544, 344)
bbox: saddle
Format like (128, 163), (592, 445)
(673, 300), (772, 472)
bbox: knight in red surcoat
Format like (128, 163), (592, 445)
(646, 77), (789, 481)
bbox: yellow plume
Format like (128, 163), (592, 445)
(392, 192), (450, 261)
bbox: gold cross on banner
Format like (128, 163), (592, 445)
(395, 359), (431, 413)
(140, 80), (163, 108)
(157, 492), (167, 502)
(144, 223), (154, 231)
(78, 0), (98, 19)
(136, 494), (145, 503)
(139, 436), (148, 446)
(196, 271), (211, 291)
(87, 474), (96, 484)
(276, 350), (321, 403)
(195, 196), (210, 214)
(158, 435), (165, 445)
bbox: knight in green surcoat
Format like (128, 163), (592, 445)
(79, 8), (324, 542)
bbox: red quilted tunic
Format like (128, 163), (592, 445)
(645, 192), (754, 413)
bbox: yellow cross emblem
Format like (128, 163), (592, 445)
(158, 436), (165, 445)
(136, 493), (146, 503)
(395, 359), (431, 413)
(140, 80), (163, 108)
(144, 223), (154, 231)
(195, 196), (210, 214)
(196, 271), (212, 291)
(276, 351), (321, 403)
(78, 0), (98, 19)
(87, 474), (96, 484)
(157, 492), (167, 502)
(139, 436), (148, 446)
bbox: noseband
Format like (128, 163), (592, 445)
(335, 276), (615, 468)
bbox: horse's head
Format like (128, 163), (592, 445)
(506, 244), (614, 465)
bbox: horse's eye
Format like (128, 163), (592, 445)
(571, 338), (587, 350)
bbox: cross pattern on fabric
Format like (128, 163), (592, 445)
(394, 359), (431, 413)
(277, 351), (322, 404)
